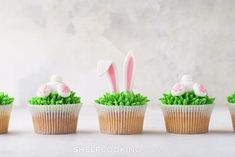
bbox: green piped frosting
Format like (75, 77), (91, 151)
(28, 91), (81, 105)
(227, 92), (235, 104)
(95, 92), (149, 106)
(0, 92), (14, 105)
(160, 91), (215, 105)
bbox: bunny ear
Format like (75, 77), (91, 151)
(107, 63), (118, 93)
(97, 60), (118, 93)
(123, 50), (135, 91)
(97, 60), (112, 76)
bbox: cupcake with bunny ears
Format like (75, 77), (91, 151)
(159, 75), (215, 134)
(28, 75), (82, 134)
(95, 51), (149, 135)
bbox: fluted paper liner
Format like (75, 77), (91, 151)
(0, 105), (13, 134)
(228, 104), (235, 131)
(29, 104), (82, 134)
(95, 104), (147, 135)
(160, 104), (214, 134)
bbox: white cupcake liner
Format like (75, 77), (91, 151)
(0, 104), (13, 134)
(227, 103), (235, 131)
(160, 104), (214, 134)
(29, 104), (82, 134)
(95, 104), (147, 135)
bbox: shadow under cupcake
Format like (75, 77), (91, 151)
(28, 75), (82, 135)
(0, 92), (14, 134)
(159, 75), (215, 134)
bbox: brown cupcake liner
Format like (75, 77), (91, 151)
(0, 105), (13, 134)
(95, 104), (147, 135)
(160, 104), (214, 134)
(29, 104), (82, 134)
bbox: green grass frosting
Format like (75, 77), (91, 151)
(160, 91), (215, 105)
(28, 91), (81, 105)
(95, 92), (149, 106)
(0, 92), (14, 105)
(227, 92), (235, 104)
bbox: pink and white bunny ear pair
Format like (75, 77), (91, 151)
(97, 50), (135, 93)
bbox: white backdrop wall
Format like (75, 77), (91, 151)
(0, 0), (235, 106)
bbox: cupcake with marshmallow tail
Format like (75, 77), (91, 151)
(28, 75), (82, 134)
(95, 51), (149, 135)
(159, 75), (215, 134)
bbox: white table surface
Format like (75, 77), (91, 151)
(1, 105), (235, 157)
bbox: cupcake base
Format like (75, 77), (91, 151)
(228, 104), (235, 131)
(0, 105), (13, 134)
(29, 104), (82, 134)
(161, 104), (214, 134)
(230, 116), (235, 131)
(32, 114), (78, 134)
(96, 104), (147, 135)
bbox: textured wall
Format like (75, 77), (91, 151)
(0, 0), (235, 106)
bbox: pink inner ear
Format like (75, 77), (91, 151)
(126, 56), (133, 91)
(108, 64), (117, 92)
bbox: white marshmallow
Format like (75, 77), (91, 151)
(36, 75), (72, 98)
(50, 75), (63, 83)
(46, 82), (63, 93)
(37, 84), (52, 97)
(193, 83), (207, 97)
(57, 84), (71, 97)
(171, 83), (186, 96)
(181, 74), (193, 92)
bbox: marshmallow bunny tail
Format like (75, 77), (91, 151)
(107, 63), (118, 93)
(123, 50), (135, 92)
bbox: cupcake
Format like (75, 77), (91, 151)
(227, 92), (235, 131)
(0, 92), (14, 134)
(159, 75), (215, 134)
(28, 75), (82, 134)
(95, 51), (149, 135)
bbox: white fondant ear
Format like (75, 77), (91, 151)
(123, 50), (135, 91)
(193, 83), (207, 97)
(97, 60), (118, 93)
(37, 84), (52, 97)
(57, 84), (71, 97)
(171, 83), (186, 96)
